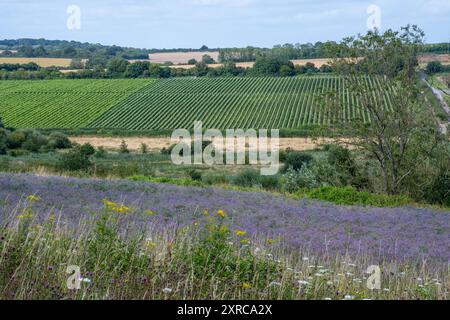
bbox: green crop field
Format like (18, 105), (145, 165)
(0, 76), (391, 131)
(0, 79), (151, 129)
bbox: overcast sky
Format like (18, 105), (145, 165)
(0, 0), (449, 49)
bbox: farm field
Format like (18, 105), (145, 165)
(168, 58), (331, 69)
(92, 76), (385, 130)
(1, 173), (448, 265)
(0, 79), (151, 128)
(0, 76), (389, 130)
(0, 57), (73, 67)
(149, 51), (220, 64)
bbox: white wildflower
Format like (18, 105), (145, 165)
(269, 281), (282, 287)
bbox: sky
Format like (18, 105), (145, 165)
(0, 0), (449, 49)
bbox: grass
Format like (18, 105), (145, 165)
(298, 186), (413, 207)
(0, 197), (447, 300)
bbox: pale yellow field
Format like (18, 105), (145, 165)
(149, 51), (220, 64)
(169, 58), (332, 70)
(70, 136), (350, 152)
(0, 57), (72, 67)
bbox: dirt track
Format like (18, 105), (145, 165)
(70, 136), (345, 152)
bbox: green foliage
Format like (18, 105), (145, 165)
(252, 56), (295, 76)
(188, 169), (202, 181)
(0, 128), (7, 155)
(425, 173), (450, 206)
(58, 143), (94, 171)
(302, 186), (413, 207)
(140, 143), (148, 154)
(426, 61), (444, 75)
(233, 169), (262, 188)
(94, 147), (108, 158)
(202, 54), (215, 64)
(283, 151), (313, 172)
(47, 132), (72, 149)
(119, 140), (129, 154)
(79, 143), (95, 156)
(6, 130), (27, 149)
(283, 167), (320, 193)
(21, 130), (48, 152)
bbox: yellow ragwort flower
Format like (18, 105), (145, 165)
(217, 210), (226, 218)
(114, 205), (131, 214)
(235, 230), (247, 237)
(145, 210), (155, 217)
(242, 282), (252, 289)
(103, 199), (117, 208)
(27, 195), (41, 202)
(18, 212), (34, 220)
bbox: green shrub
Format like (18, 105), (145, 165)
(202, 173), (229, 185)
(283, 167), (320, 193)
(303, 186), (412, 207)
(0, 128), (7, 155)
(119, 140), (129, 154)
(325, 145), (369, 189)
(425, 173), (450, 206)
(6, 130), (26, 149)
(282, 152), (313, 172)
(94, 146), (108, 158)
(260, 175), (280, 190)
(80, 143), (95, 156)
(233, 169), (262, 188)
(279, 148), (293, 163)
(22, 131), (48, 153)
(327, 145), (357, 176)
(58, 146), (92, 171)
(7, 149), (30, 157)
(47, 132), (72, 149)
(188, 169), (202, 181)
(140, 143), (148, 154)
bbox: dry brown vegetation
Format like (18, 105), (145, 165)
(70, 136), (351, 152)
(419, 54), (450, 66)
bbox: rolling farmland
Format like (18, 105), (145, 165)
(0, 76), (390, 130)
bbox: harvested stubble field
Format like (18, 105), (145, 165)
(70, 136), (349, 152)
(0, 57), (73, 67)
(149, 51), (220, 64)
